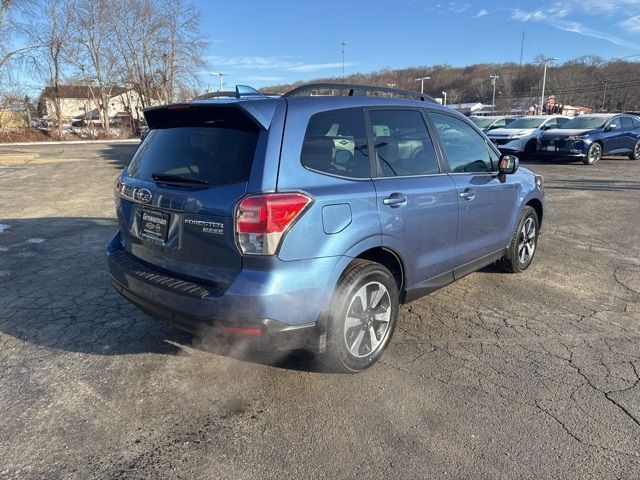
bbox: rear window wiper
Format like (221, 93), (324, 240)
(151, 173), (209, 186)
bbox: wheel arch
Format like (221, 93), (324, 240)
(526, 197), (544, 226)
(354, 246), (405, 293)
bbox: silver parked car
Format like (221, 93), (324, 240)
(486, 115), (570, 159)
(470, 115), (521, 132)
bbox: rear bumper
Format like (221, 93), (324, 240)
(107, 232), (344, 349)
(111, 278), (315, 349)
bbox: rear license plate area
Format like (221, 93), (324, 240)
(140, 208), (169, 243)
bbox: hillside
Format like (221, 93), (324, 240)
(263, 56), (640, 112)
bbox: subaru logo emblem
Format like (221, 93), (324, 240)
(135, 188), (152, 204)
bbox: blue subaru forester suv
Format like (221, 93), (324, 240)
(107, 83), (544, 372)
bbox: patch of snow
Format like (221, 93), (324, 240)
(0, 224), (10, 234)
(0, 270), (10, 277)
(26, 238), (46, 243)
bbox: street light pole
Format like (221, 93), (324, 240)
(415, 76), (431, 94)
(442, 91), (447, 106)
(209, 72), (227, 92)
(490, 75), (499, 114)
(341, 41), (347, 79)
(539, 56), (557, 115)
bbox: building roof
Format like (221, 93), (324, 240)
(41, 85), (131, 99)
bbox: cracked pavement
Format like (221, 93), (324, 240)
(0, 143), (639, 479)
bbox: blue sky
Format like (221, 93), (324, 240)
(194, 0), (640, 89)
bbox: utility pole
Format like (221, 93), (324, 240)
(341, 41), (347, 79)
(538, 56), (557, 115)
(415, 76), (430, 94)
(442, 91), (447, 106)
(209, 72), (227, 92)
(602, 81), (608, 111)
(519, 30), (525, 69)
(490, 75), (499, 114)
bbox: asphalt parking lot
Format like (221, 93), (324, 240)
(1, 142), (639, 479)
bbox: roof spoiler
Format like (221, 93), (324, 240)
(143, 100), (278, 130)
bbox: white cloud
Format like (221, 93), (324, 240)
(475, 9), (489, 17)
(243, 76), (285, 82)
(620, 14), (640, 32)
(207, 56), (356, 73)
(511, 8), (640, 49)
(208, 55), (302, 70)
(286, 62), (356, 73)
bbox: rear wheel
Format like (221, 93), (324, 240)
(321, 260), (399, 373)
(584, 142), (602, 165)
(498, 206), (539, 273)
(629, 140), (640, 160)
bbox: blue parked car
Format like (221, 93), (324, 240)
(107, 83), (545, 372)
(538, 113), (640, 165)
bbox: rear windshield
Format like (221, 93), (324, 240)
(560, 116), (608, 130)
(128, 106), (260, 187)
(128, 127), (258, 187)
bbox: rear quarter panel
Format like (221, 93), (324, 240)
(274, 101), (381, 262)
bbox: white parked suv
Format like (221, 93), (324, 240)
(486, 115), (570, 158)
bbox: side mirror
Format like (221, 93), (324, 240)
(605, 123), (618, 132)
(498, 154), (519, 175)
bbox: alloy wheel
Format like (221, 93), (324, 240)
(343, 282), (392, 358)
(518, 217), (536, 265)
(588, 143), (602, 164)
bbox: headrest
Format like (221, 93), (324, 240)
(301, 136), (335, 170)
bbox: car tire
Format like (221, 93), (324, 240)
(523, 139), (537, 160)
(321, 259), (399, 373)
(498, 206), (539, 274)
(628, 140), (640, 160)
(583, 142), (602, 165)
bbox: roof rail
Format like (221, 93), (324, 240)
(283, 82), (436, 103)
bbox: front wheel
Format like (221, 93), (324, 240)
(584, 142), (602, 165)
(321, 260), (399, 373)
(498, 206), (539, 273)
(629, 140), (640, 160)
(523, 139), (537, 160)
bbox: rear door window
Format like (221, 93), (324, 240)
(128, 112), (259, 187)
(368, 109), (440, 177)
(300, 108), (370, 178)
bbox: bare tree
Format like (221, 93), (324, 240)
(0, 0), (35, 70)
(69, 0), (122, 136)
(112, 0), (164, 110)
(158, 0), (207, 102)
(23, 0), (71, 139)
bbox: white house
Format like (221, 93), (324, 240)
(39, 85), (163, 122)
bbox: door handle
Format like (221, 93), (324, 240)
(383, 193), (407, 208)
(459, 188), (476, 201)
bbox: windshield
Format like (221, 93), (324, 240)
(561, 116), (609, 130)
(128, 126), (258, 187)
(470, 117), (495, 128)
(507, 118), (546, 129)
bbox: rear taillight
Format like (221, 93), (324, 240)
(235, 192), (312, 255)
